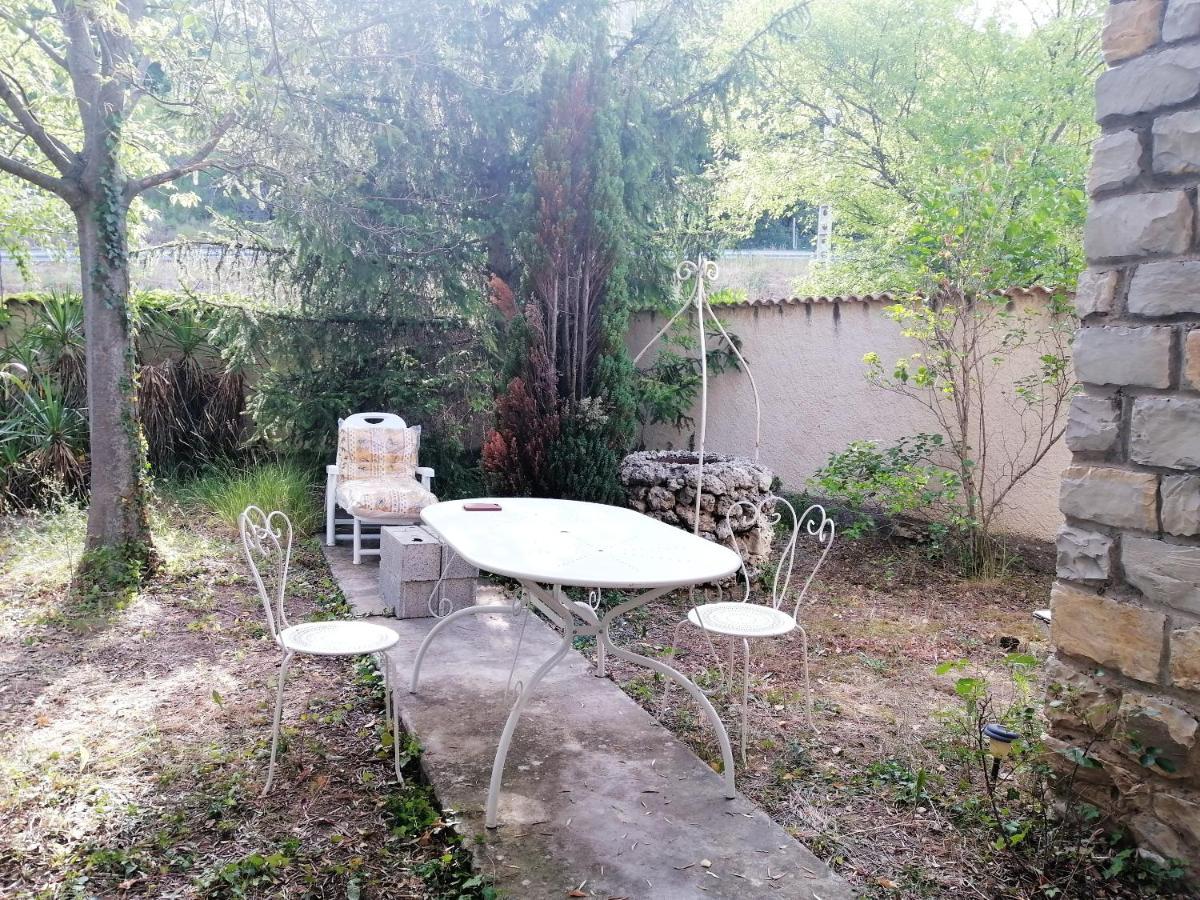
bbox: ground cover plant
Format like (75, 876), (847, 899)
(604, 535), (1191, 899)
(0, 483), (494, 899)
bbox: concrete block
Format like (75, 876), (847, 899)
(390, 576), (477, 619)
(441, 543), (480, 579)
(381, 525), (443, 590)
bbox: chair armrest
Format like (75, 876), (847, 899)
(415, 466), (435, 490)
(326, 464), (339, 475)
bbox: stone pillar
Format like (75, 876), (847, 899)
(1049, 0), (1200, 868)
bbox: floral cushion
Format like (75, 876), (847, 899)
(336, 423), (420, 481)
(336, 476), (437, 523)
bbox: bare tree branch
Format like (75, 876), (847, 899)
(0, 9), (68, 69)
(0, 150), (74, 199)
(126, 114), (235, 196)
(0, 69), (75, 173)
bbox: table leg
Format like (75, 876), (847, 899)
(485, 585), (575, 828)
(409, 600), (522, 694)
(600, 589), (737, 798)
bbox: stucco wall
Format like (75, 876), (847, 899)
(628, 294), (1072, 541)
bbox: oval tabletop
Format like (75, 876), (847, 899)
(420, 497), (741, 589)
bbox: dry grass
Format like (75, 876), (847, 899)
(0, 501), (487, 899)
(604, 536), (1186, 899)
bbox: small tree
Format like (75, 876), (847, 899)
(0, 2), (254, 570)
(862, 155), (1078, 573)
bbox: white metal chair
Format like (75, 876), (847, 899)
(324, 412), (437, 563)
(240, 505), (405, 794)
(666, 497), (835, 763)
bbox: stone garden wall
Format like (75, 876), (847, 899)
(1048, 0), (1200, 870)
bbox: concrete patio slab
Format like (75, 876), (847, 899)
(325, 544), (850, 899)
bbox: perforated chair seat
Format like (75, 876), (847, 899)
(687, 602), (796, 639)
(279, 620), (400, 656)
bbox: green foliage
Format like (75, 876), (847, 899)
(713, 0), (1100, 294)
(862, 289), (1077, 576)
(197, 839), (299, 899)
(173, 461), (320, 534)
(809, 434), (964, 538)
(929, 655), (1193, 896)
(0, 291), (249, 511)
(543, 402), (627, 504)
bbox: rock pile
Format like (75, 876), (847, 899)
(620, 450), (775, 563)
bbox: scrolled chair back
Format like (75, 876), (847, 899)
(239, 505), (294, 643)
(723, 496), (836, 619)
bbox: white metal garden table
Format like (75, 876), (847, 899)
(409, 497), (742, 827)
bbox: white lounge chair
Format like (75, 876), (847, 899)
(324, 412), (436, 563)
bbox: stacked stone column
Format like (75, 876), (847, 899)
(1050, 0), (1200, 868)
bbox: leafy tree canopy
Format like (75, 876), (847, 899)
(709, 0), (1104, 293)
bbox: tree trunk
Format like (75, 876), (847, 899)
(74, 198), (152, 560)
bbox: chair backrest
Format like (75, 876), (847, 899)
(336, 412), (421, 481)
(239, 505), (293, 643)
(725, 496), (836, 620)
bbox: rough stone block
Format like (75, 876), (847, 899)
(1096, 44), (1200, 119)
(1162, 474), (1200, 536)
(1051, 581), (1165, 683)
(1074, 268), (1119, 318)
(1170, 626), (1200, 690)
(424, 577), (478, 616)
(1186, 329), (1200, 389)
(1089, 130), (1142, 193)
(1154, 791), (1200, 849)
(1045, 657), (1122, 731)
(1073, 326), (1172, 388)
(1119, 693), (1198, 776)
(1130, 397), (1200, 468)
(1123, 535), (1200, 613)
(1104, 0), (1164, 63)
(1056, 524), (1114, 581)
(1128, 259), (1200, 314)
(1164, 0), (1200, 41)
(1153, 108), (1200, 175)
(1060, 465), (1159, 530)
(1084, 191), (1193, 260)
(1065, 394), (1122, 452)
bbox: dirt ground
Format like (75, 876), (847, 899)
(0, 505), (485, 899)
(602, 535), (1189, 900)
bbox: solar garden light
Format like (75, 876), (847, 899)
(983, 723), (1019, 782)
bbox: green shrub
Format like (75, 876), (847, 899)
(808, 433), (965, 538)
(175, 461), (320, 534)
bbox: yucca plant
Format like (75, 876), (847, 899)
(14, 378), (89, 497)
(137, 302), (246, 471)
(27, 290), (86, 406)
